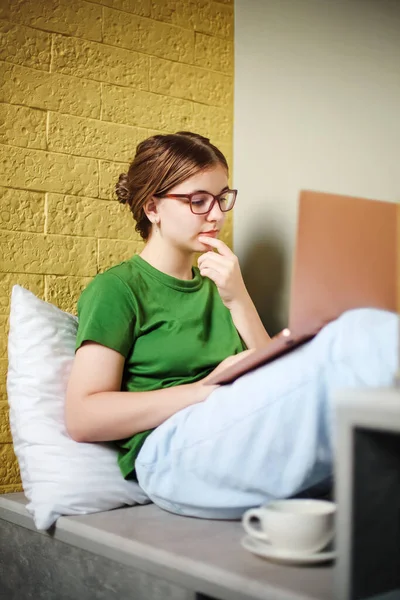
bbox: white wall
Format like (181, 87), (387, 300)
(234, 0), (400, 334)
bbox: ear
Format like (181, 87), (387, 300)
(143, 196), (160, 225)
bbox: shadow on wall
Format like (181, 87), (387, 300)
(240, 232), (288, 337)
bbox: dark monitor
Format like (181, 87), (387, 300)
(350, 428), (400, 600)
(334, 389), (400, 600)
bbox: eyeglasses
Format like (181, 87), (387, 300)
(160, 189), (237, 215)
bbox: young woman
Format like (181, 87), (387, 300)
(65, 131), (398, 519)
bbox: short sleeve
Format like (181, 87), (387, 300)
(75, 272), (136, 358)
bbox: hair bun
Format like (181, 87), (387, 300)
(115, 173), (131, 204)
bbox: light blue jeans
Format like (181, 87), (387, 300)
(135, 309), (399, 519)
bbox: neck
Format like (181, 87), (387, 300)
(140, 235), (194, 280)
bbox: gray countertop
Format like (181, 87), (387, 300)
(0, 492), (333, 600)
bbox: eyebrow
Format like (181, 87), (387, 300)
(191, 186), (230, 194)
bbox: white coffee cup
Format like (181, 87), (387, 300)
(242, 499), (336, 554)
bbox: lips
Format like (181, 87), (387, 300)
(200, 230), (219, 237)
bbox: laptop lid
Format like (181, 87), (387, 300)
(289, 190), (398, 331)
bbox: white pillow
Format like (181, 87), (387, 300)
(7, 285), (150, 530)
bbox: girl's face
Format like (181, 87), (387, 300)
(155, 164), (229, 253)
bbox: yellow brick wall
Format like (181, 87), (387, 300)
(0, 0), (234, 493)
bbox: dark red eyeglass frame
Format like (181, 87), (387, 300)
(157, 189), (238, 215)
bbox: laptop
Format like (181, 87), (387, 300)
(206, 190), (398, 385)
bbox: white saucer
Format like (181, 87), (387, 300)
(241, 535), (336, 566)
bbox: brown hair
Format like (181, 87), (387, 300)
(115, 131), (228, 240)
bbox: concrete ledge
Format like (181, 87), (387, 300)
(0, 493), (333, 600)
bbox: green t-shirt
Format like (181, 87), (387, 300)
(75, 254), (245, 479)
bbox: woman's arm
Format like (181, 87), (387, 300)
(197, 236), (271, 349)
(65, 342), (214, 442)
(227, 292), (271, 349)
(65, 341), (252, 443)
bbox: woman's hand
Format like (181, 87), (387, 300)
(200, 349), (256, 386)
(197, 236), (248, 309)
(197, 236), (271, 350)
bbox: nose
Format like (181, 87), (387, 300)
(206, 198), (225, 222)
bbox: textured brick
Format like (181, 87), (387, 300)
(0, 360), (7, 403)
(150, 57), (233, 106)
(1, 484), (23, 493)
(0, 19), (51, 71)
(86, 0), (150, 17)
(190, 103), (232, 146)
(0, 0), (10, 20)
(99, 160), (130, 200)
(0, 443), (20, 486)
(9, 0), (102, 42)
(0, 483), (23, 493)
(0, 360), (7, 383)
(0, 62), (101, 119)
(47, 193), (140, 241)
(103, 7), (194, 63)
(46, 275), (92, 315)
(0, 272), (45, 316)
(52, 34), (149, 89)
(98, 238), (143, 272)
(48, 113), (142, 163)
(0, 104), (46, 150)
(195, 32), (233, 73)
(0, 186), (45, 233)
(102, 84), (193, 131)
(198, 1), (233, 38)
(150, 0), (205, 29)
(0, 231), (97, 277)
(0, 145), (98, 196)
(0, 403), (11, 443)
(151, 1), (233, 38)
(0, 316), (9, 359)
(146, 128), (166, 138)
(0, 358), (7, 388)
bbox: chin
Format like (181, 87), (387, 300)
(188, 244), (203, 255)
(181, 235), (213, 253)
(175, 239), (202, 254)
(193, 240), (210, 252)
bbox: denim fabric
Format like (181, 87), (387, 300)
(136, 309), (399, 519)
